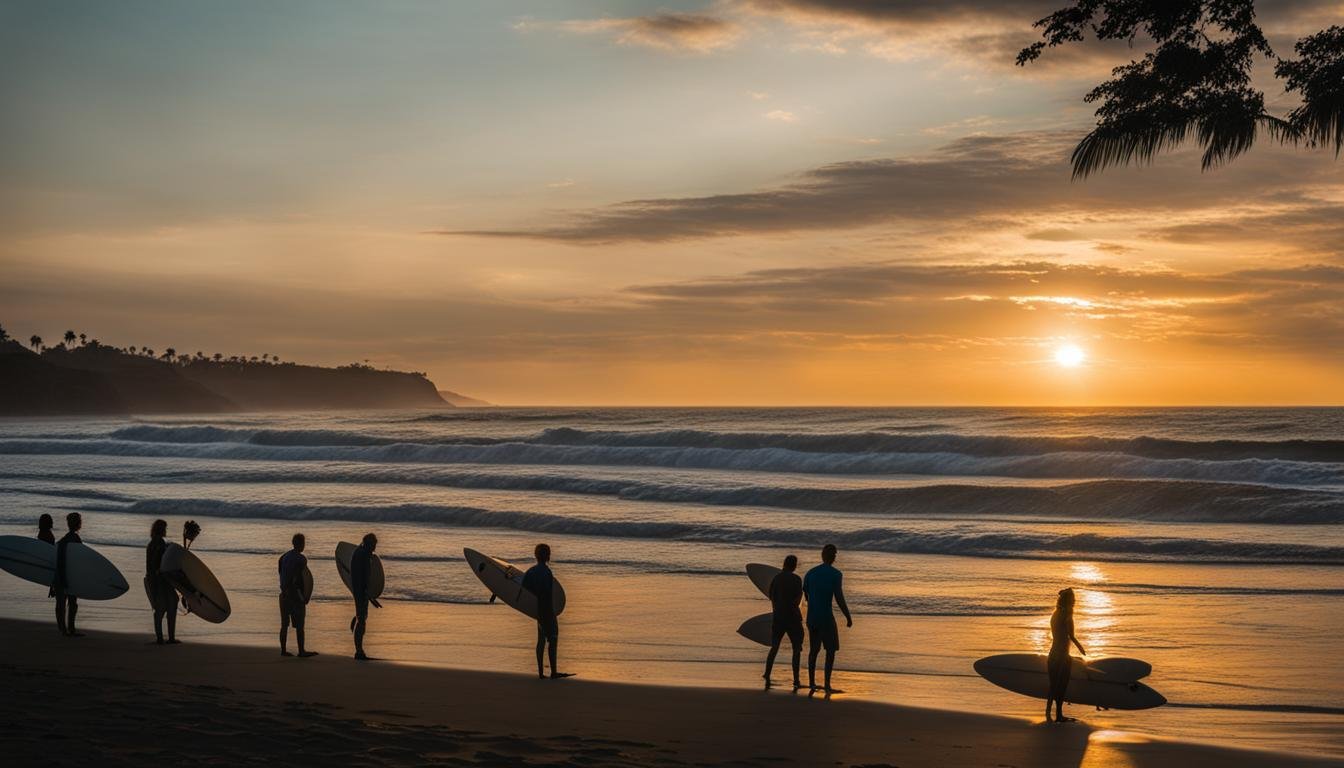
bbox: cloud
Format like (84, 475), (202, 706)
(764, 109), (798, 122)
(441, 131), (1342, 244)
(548, 13), (742, 54)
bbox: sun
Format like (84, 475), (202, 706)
(1054, 344), (1086, 368)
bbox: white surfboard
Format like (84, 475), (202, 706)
(464, 548), (566, 620)
(974, 653), (1165, 710)
(335, 541), (384, 600)
(737, 612), (775, 647)
(0, 535), (128, 600)
(161, 543), (231, 623)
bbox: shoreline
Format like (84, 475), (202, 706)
(2, 618), (1333, 767)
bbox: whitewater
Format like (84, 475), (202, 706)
(1, 407), (1341, 756)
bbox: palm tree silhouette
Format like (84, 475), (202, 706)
(79, 333), (87, 346)
(163, 348), (176, 363)
(63, 330), (76, 347)
(213, 353), (223, 362)
(29, 335), (42, 351)
(0, 324), (8, 342)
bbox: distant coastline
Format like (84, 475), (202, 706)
(0, 328), (481, 415)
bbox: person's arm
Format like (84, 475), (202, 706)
(1070, 620), (1086, 656)
(835, 573), (852, 627)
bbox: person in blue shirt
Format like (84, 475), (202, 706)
(520, 543), (572, 680)
(801, 543), (852, 693)
(350, 533), (381, 660)
(279, 533), (317, 658)
(54, 512), (83, 637)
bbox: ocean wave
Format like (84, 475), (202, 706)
(100, 423), (1344, 463)
(5, 437), (1343, 487)
(15, 462), (1342, 523)
(79, 498), (1344, 565)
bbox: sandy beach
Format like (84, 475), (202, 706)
(2, 618), (1333, 768)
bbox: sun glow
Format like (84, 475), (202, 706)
(1055, 344), (1086, 368)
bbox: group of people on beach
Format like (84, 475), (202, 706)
(36, 516), (1085, 718)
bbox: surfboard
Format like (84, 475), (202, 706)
(974, 653), (1166, 710)
(463, 548), (566, 620)
(161, 543), (231, 623)
(1086, 657), (1152, 682)
(746, 563), (780, 598)
(301, 565), (314, 602)
(736, 612), (775, 646)
(0, 535), (128, 600)
(335, 541), (384, 600)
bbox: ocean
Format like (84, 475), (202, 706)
(1, 408), (1341, 758)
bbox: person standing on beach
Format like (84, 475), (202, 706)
(54, 512), (83, 637)
(802, 543), (852, 693)
(1046, 587), (1087, 723)
(521, 543), (572, 680)
(37, 514), (55, 545)
(146, 519), (179, 645)
(279, 533), (316, 658)
(764, 554), (804, 689)
(351, 533), (381, 660)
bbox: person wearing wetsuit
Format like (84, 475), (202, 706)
(54, 512), (83, 637)
(37, 514), (55, 544)
(146, 519), (179, 645)
(1047, 587), (1087, 723)
(279, 533), (316, 658)
(802, 543), (852, 693)
(350, 533), (381, 660)
(764, 554), (804, 689)
(520, 543), (572, 680)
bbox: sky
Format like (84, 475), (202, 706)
(2, 0), (1342, 405)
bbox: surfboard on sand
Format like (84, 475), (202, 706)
(0, 535), (128, 600)
(161, 543), (231, 623)
(335, 541), (384, 600)
(463, 548), (566, 620)
(737, 613), (775, 647)
(974, 653), (1165, 710)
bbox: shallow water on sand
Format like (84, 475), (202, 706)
(1, 408), (1341, 758)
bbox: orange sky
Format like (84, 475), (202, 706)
(2, 1), (1341, 405)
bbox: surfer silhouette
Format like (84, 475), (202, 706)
(147, 519), (179, 645)
(764, 554), (804, 689)
(54, 512), (83, 637)
(350, 533), (381, 660)
(37, 514), (55, 545)
(279, 533), (316, 658)
(802, 544), (851, 693)
(1047, 587), (1087, 723)
(521, 543), (572, 680)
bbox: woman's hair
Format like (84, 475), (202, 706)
(183, 520), (201, 543)
(783, 554), (798, 571)
(151, 519), (168, 538)
(1056, 587), (1075, 610)
(38, 513), (53, 530)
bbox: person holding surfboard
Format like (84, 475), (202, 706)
(764, 554), (804, 689)
(1047, 587), (1087, 723)
(146, 519), (179, 645)
(279, 533), (316, 658)
(520, 543), (572, 680)
(350, 533), (381, 660)
(54, 512), (83, 637)
(802, 544), (852, 693)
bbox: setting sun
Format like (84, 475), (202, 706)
(1055, 344), (1086, 368)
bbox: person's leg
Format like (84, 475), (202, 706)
(547, 633), (558, 676)
(154, 606), (165, 643)
(294, 605), (307, 655)
(280, 597), (291, 656)
(166, 602), (177, 642)
(535, 624), (546, 678)
(765, 631), (782, 683)
(790, 628), (803, 687)
(67, 596), (79, 635)
(824, 649), (835, 690)
(807, 629), (821, 689)
(55, 593), (67, 634)
(354, 600), (367, 658)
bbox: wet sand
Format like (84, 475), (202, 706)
(1, 618), (1331, 767)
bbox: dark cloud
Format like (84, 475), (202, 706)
(444, 131), (1341, 243)
(552, 13), (741, 53)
